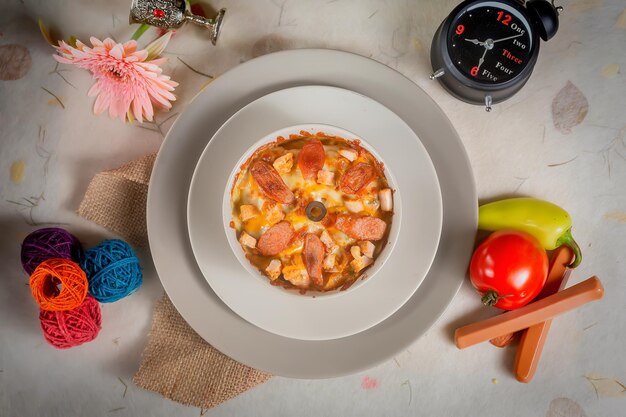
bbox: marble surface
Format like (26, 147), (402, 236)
(1, 0), (625, 416)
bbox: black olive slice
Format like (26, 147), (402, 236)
(305, 201), (327, 222)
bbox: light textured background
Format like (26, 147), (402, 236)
(1, 0), (625, 416)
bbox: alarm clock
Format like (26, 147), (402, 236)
(430, 0), (561, 111)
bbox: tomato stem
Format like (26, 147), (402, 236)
(481, 290), (511, 307)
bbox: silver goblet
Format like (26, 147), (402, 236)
(129, 0), (226, 45)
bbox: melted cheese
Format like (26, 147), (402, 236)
(230, 134), (393, 292)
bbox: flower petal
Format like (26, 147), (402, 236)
(87, 82), (101, 97)
(93, 92), (109, 115)
(145, 31), (172, 61)
(122, 40), (138, 54)
(147, 57), (167, 66)
(131, 97), (144, 123)
(89, 37), (103, 48)
(103, 38), (117, 51)
(53, 54), (73, 65)
(109, 44), (124, 59)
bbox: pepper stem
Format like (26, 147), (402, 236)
(556, 228), (582, 268)
(481, 290), (511, 307)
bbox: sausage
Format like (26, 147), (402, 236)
(339, 162), (375, 194)
(303, 233), (325, 286)
(297, 139), (326, 180)
(251, 161), (296, 204)
(514, 246), (573, 382)
(335, 215), (387, 241)
(454, 276), (604, 349)
(257, 221), (295, 256)
(489, 332), (517, 348)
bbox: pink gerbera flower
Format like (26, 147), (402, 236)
(54, 36), (178, 123)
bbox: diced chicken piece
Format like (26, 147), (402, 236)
(350, 255), (373, 272)
(358, 241), (376, 258)
(319, 230), (337, 251)
(379, 188), (393, 211)
(265, 259), (282, 280)
(273, 152), (294, 175)
(239, 232), (257, 249)
(362, 197), (380, 213)
(338, 148), (358, 162)
(264, 204), (285, 226)
(239, 204), (258, 222)
(323, 253), (336, 270)
(344, 199), (364, 213)
(316, 170), (335, 186)
(350, 245), (361, 259)
(282, 267), (311, 288)
(336, 157), (350, 173)
(327, 254), (349, 275)
(324, 272), (348, 290)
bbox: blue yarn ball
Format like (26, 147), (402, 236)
(81, 239), (142, 303)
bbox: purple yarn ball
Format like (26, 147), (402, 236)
(21, 228), (83, 274)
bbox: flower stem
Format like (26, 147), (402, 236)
(131, 24), (150, 41)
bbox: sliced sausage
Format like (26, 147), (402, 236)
(335, 215), (387, 241)
(303, 233), (325, 286)
(251, 161), (296, 204)
(297, 139), (326, 180)
(339, 162), (375, 194)
(257, 221), (294, 256)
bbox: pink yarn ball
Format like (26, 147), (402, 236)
(39, 295), (102, 349)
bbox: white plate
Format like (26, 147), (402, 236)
(187, 86), (442, 341)
(147, 49), (477, 378)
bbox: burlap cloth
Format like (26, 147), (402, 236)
(78, 154), (272, 409)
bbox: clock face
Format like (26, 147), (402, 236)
(446, 1), (535, 84)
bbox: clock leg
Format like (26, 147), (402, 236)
(429, 69), (445, 80)
(485, 95), (493, 112)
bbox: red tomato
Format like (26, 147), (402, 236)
(469, 230), (548, 310)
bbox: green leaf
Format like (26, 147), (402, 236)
(145, 31), (172, 61)
(38, 18), (55, 46)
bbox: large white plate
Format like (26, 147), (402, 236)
(147, 49), (477, 378)
(187, 86), (442, 341)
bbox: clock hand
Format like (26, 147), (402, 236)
(464, 38), (486, 46)
(492, 33), (524, 43)
(477, 46), (489, 69)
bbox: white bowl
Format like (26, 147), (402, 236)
(222, 123), (402, 298)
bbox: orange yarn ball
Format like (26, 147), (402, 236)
(30, 258), (88, 311)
